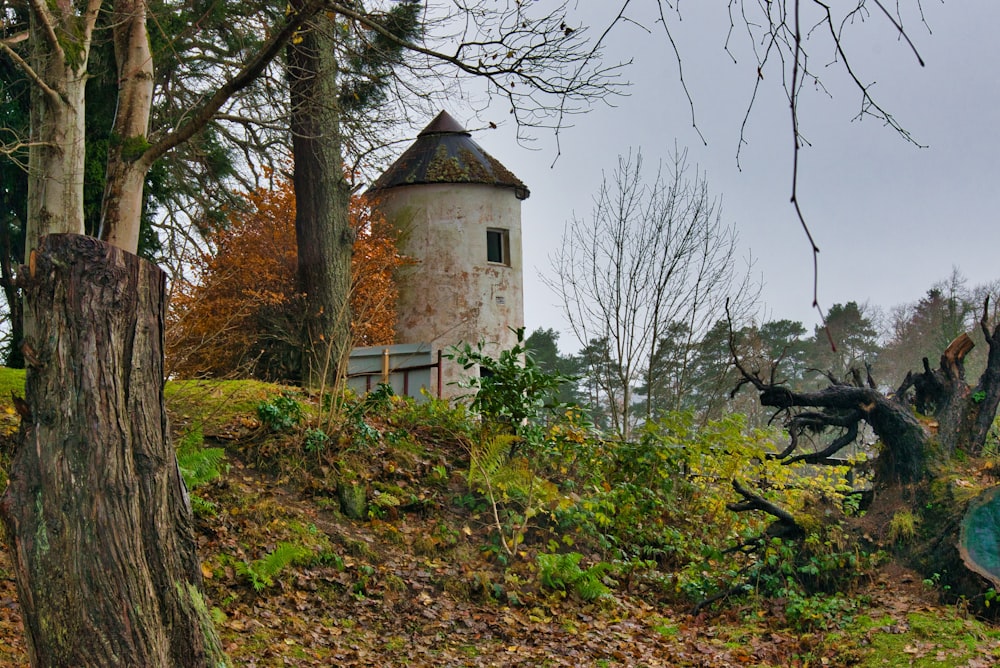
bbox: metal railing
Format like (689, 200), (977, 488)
(346, 344), (441, 400)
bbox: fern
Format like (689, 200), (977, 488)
(575, 562), (615, 602)
(538, 551), (582, 591)
(178, 447), (227, 490)
(469, 435), (549, 500)
(468, 434), (519, 487)
(537, 551), (614, 601)
(235, 542), (313, 592)
(176, 424), (227, 490)
(468, 433), (560, 557)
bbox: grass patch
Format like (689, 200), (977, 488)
(0, 367), (25, 401)
(0, 373), (287, 437)
(165, 379), (296, 436)
(838, 610), (1000, 667)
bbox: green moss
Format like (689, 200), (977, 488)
(176, 580), (229, 667)
(120, 135), (151, 161)
(855, 611), (1000, 666)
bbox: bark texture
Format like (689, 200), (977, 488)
(0, 234), (226, 667)
(98, 0), (155, 254)
(288, 6), (353, 387)
(757, 384), (928, 485)
(25, 2), (93, 256)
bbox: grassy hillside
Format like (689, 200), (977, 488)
(0, 368), (998, 666)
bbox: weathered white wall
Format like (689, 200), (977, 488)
(376, 183), (524, 397)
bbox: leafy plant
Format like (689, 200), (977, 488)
(466, 432), (561, 557)
(175, 424), (227, 491)
(537, 551), (614, 601)
(783, 590), (859, 633)
(256, 393), (303, 431)
(304, 428), (329, 454)
(235, 542), (313, 592)
(447, 332), (578, 557)
(446, 327), (577, 449)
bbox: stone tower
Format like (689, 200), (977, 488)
(368, 111), (529, 397)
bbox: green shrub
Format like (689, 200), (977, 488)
(446, 327), (576, 449)
(783, 590), (860, 632)
(303, 428), (329, 454)
(256, 394), (303, 431)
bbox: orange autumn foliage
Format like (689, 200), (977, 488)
(167, 179), (402, 379)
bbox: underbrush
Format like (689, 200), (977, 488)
(1, 362), (998, 664)
(0, 359), (881, 623)
(196, 335), (880, 624)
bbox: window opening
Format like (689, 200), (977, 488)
(487, 228), (510, 265)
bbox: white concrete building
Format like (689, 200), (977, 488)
(367, 111), (529, 397)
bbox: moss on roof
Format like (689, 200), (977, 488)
(368, 111), (529, 199)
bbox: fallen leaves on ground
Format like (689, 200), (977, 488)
(0, 451), (998, 666)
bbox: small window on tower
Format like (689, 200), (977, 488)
(487, 228), (510, 265)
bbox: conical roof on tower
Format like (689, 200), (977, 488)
(368, 111), (529, 200)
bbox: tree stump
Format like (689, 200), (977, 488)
(959, 485), (1000, 589)
(338, 481), (368, 520)
(0, 234), (226, 666)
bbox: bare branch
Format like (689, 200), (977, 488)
(328, 1), (626, 138)
(870, 0), (926, 67)
(0, 38), (60, 105)
(143, 0), (328, 166)
(653, 2), (705, 147)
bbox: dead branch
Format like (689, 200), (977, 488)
(727, 480), (803, 538)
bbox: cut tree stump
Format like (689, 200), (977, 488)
(0, 234), (226, 667)
(959, 485), (1000, 589)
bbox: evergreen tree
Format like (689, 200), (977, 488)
(879, 272), (978, 384)
(805, 302), (880, 385)
(525, 327), (585, 407)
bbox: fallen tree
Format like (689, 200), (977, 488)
(727, 299), (1000, 609)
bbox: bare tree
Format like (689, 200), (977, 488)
(550, 149), (757, 438)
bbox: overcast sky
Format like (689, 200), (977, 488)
(447, 1), (1000, 349)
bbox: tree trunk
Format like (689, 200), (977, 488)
(1, 234), (226, 667)
(898, 326), (1000, 458)
(757, 384), (928, 485)
(288, 6), (353, 388)
(98, 0), (155, 255)
(25, 12), (90, 257)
